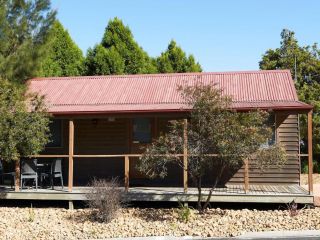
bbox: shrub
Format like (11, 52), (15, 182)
(286, 200), (298, 217)
(177, 202), (192, 222)
(28, 204), (35, 222)
(86, 178), (125, 222)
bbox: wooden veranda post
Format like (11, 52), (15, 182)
(244, 159), (249, 193)
(68, 119), (74, 192)
(308, 110), (313, 194)
(124, 155), (129, 191)
(183, 119), (188, 193)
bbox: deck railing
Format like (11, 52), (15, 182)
(30, 153), (310, 194)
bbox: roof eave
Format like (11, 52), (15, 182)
(48, 104), (313, 116)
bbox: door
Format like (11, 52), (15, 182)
(129, 118), (154, 179)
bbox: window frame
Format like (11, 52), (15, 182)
(260, 113), (276, 149)
(132, 118), (152, 144)
(46, 119), (64, 148)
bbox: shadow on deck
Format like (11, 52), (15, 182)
(0, 184), (313, 204)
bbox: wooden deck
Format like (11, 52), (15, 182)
(0, 184), (313, 204)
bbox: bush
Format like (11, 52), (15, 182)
(177, 202), (193, 222)
(86, 178), (125, 222)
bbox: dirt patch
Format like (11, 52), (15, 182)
(301, 174), (320, 206)
(300, 174), (320, 185)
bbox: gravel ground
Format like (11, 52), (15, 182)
(0, 207), (319, 240)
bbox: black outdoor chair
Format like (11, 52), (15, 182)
(0, 160), (15, 188)
(41, 158), (63, 189)
(20, 158), (38, 190)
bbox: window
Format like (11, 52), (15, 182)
(46, 119), (62, 147)
(133, 118), (151, 143)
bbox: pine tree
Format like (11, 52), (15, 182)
(85, 17), (156, 75)
(0, 0), (56, 83)
(38, 21), (84, 77)
(156, 40), (202, 73)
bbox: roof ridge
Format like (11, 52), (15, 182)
(29, 70), (291, 81)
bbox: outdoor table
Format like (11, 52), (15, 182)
(36, 161), (52, 187)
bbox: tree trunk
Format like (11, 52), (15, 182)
(203, 189), (213, 210)
(203, 165), (225, 210)
(15, 160), (20, 192)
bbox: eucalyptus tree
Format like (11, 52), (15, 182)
(0, 79), (50, 190)
(260, 29), (320, 157)
(137, 84), (287, 212)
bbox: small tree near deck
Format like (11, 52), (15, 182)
(0, 79), (50, 191)
(137, 84), (287, 212)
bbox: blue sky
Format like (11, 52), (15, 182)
(51, 0), (320, 72)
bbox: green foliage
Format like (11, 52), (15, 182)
(85, 44), (125, 75)
(259, 29), (320, 155)
(301, 160), (320, 174)
(0, 79), (50, 162)
(38, 21), (84, 77)
(156, 40), (202, 73)
(177, 202), (192, 222)
(260, 29), (320, 89)
(0, 0), (56, 83)
(85, 18), (202, 75)
(137, 84), (287, 211)
(85, 17), (156, 75)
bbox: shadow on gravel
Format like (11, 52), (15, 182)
(128, 201), (309, 211)
(132, 208), (176, 222)
(0, 199), (310, 210)
(64, 209), (93, 223)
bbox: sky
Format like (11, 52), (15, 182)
(51, 0), (320, 72)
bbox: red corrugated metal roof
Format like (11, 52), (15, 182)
(27, 70), (312, 115)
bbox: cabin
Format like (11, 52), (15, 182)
(0, 70), (315, 207)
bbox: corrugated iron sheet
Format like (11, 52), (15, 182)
(27, 70), (312, 114)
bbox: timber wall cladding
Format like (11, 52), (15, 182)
(158, 116), (300, 186)
(73, 119), (128, 185)
(228, 114), (300, 185)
